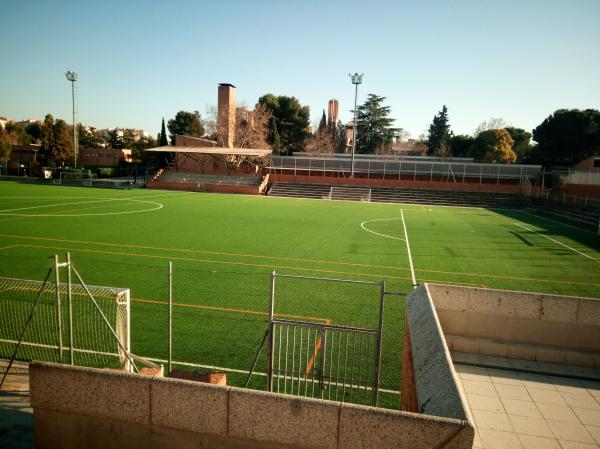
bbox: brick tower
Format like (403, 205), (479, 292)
(218, 83), (236, 148)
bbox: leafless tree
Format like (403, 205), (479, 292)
(204, 102), (273, 174)
(304, 130), (337, 154)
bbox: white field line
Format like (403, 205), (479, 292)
(513, 222), (599, 263)
(360, 218), (406, 241)
(0, 191), (194, 201)
(400, 209), (417, 287)
(0, 199), (163, 217)
(0, 197), (147, 213)
(0, 190), (193, 213)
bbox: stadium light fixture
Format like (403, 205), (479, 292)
(65, 70), (79, 169)
(349, 73), (364, 178)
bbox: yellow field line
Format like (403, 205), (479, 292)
(0, 233), (408, 272)
(3, 241), (596, 289)
(131, 298), (329, 323)
(13, 243), (420, 283)
(3, 232), (597, 287)
(304, 319), (331, 379)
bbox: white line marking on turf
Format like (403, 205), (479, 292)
(360, 218), (406, 241)
(0, 198), (163, 217)
(400, 209), (417, 287)
(513, 222), (599, 262)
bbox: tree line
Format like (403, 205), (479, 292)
(3, 97), (598, 173)
(427, 106), (600, 166)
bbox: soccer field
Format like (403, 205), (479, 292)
(1, 181), (599, 407)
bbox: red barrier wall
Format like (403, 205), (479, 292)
(560, 184), (600, 199)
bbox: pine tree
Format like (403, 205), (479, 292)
(427, 105), (452, 156)
(159, 118), (168, 146)
(355, 94), (398, 154)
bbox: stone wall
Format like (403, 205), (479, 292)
(425, 284), (600, 368)
(30, 362), (474, 449)
(404, 285), (473, 423)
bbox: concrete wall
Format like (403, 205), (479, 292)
(405, 285), (473, 424)
(30, 362), (474, 449)
(426, 284), (600, 368)
(268, 174), (522, 193)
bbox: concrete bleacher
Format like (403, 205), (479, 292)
(268, 182), (524, 208)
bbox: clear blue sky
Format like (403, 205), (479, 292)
(1, 0), (599, 140)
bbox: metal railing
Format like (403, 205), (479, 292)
(268, 156), (541, 184)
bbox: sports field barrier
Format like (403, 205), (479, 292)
(1, 254), (408, 407)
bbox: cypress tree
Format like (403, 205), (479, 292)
(159, 118), (168, 146)
(318, 110), (327, 134)
(272, 119), (281, 152)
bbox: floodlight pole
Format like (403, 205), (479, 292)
(349, 73), (363, 178)
(65, 70), (79, 169)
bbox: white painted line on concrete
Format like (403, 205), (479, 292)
(401, 209), (417, 287)
(513, 222), (599, 263)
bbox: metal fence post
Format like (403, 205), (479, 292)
(66, 253), (74, 365)
(54, 255), (63, 363)
(168, 261), (173, 375)
(372, 281), (385, 406)
(267, 271), (276, 392)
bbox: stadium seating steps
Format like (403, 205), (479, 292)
(531, 198), (600, 230)
(267, 182), (526, 208)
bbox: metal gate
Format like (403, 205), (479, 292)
(266, 272), (384, 406)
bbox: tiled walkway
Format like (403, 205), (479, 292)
(455, 364), (600, 449)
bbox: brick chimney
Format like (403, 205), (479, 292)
(218, 83), (236, 148)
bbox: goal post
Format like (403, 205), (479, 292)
(57, 169), (93, 186)
(0, 276), (131, 371)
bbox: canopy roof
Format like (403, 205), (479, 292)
(146, 146), (271, 158)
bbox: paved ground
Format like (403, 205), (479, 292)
(454, 357), (600, 449)
(0, 363), (33, 449)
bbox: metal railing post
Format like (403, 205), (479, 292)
(67, 253), (74, 365)
(267, 271), (276, 391)
(54, 255), (63, 363)
(372, 281), (385, 406)
(168, 261), (173, 375)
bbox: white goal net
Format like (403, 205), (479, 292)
(55, 170), (94, 186)
(0, 276), (130, 370)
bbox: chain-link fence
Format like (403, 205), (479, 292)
(0, 254), (407, 407)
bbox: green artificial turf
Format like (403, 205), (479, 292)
(1, 181), (599, 408)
